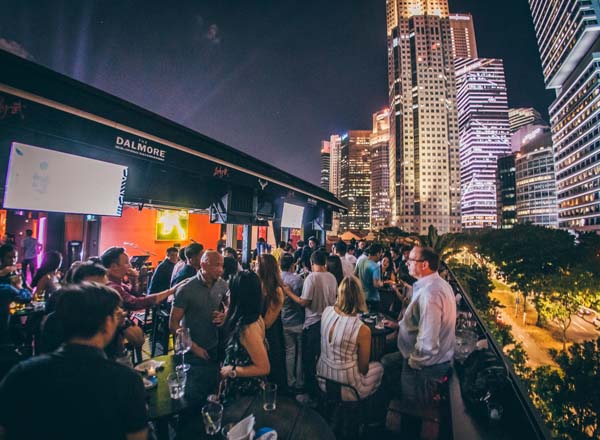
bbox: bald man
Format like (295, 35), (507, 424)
(169, 251), (227, 360)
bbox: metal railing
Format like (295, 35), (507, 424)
(441, 263), (553, 440)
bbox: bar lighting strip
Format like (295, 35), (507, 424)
(0, 84), (346, 211)
(37, 216), (46, 268)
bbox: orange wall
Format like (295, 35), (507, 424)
(64, 214), (85, 243)
(99, 207), (221, 267)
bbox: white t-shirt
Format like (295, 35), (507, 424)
(340, 257), (354, 278)
(300, 271), (338, 329)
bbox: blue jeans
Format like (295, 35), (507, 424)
(283, 324), (303, 389)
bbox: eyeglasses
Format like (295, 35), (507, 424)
(407, 258), (425, 263)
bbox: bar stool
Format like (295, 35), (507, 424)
(386, 369), (451, 440)
(316, 375), (366, 440)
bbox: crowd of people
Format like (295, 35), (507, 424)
(0, 234), (457, 439)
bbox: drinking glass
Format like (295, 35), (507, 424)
(202, 402), (223, 436)
(220, 422), (235, 438)
(375, 314), (385, 330)
(263, 382), (277, 412)
(175, 327), (192, 372)
(487, 401), (504, 422)
(167, 371), (187, 399)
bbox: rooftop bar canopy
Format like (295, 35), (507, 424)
(0, 50), (345, 228)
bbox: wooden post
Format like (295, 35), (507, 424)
(225, 223), (236, 249)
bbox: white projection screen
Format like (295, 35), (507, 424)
(3, 142), (128, 216)
(281, 202), (304, 229)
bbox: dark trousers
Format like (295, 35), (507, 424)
(302, 321), (320, 396)
(381, 352), (451, 415)
(21, 258), (36, 286)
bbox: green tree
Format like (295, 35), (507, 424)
(506, 342), (532, 382)
(477, 225), (578, 326)
(531, 338), (600, 439)
(537, 268), (593, 351)
(419, 225), (458, 260)
(452, 263), (515, 349)
(376, 227), (410, 243)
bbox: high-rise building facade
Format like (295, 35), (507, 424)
(449, 13), (478, 58)
(340, 130), (371, 231)
(508, 107), (545, 134)
(455, 57), (511, 229)
(386, 0), (461, 234)
(529, 0), (600, 230)
(370, 109), (391, 229)
(514, 125), (558, 227)
(320, 141), (330, 191)
(328, 134), (342, 197)
(496, 153), (517, 229)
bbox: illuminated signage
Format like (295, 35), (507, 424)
(115, 136), (166, 161)
(156, 210), (189, 241)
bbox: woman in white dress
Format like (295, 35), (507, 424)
(317, 276), (384, 401)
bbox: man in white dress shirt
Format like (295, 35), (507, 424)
(381, 246), (456, 412)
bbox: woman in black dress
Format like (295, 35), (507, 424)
(220, 271), (270, 400)
(256, 254), (287, 394)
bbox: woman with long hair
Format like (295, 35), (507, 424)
(326, 255), (344, 286)
(220, 271), (270, 400)
(256, 253), (287, 393)
(380, 253), (397, 286)
(317, 276), (384, 401)
(32, 251), (63, 301)
(222, 256), (238, 284)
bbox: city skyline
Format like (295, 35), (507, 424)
(529, 0), (600, 231)
(0, 0), (553, 186)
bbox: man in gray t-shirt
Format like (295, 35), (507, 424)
(300, 270), (337, 329)
(170, 251), (227, 360)
(284, 250), (337, 396)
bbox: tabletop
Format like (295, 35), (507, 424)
(10, 301), (45, 318)
(222, 395), (336, 440)
(177, 394), (336, 440)
(145, 354), (220, 421)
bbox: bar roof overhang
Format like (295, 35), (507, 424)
(0, 50), (345, 217)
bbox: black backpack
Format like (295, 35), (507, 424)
(458, 349), (508, 417)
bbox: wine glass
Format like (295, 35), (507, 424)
(175, 327), (192, 372)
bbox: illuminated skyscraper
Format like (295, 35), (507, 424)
(449, 13), (478, 58)
(496, 153), (517, 229)
(328, 134), (342, 197)
(320, 141), (330, 191)
(529, 0), (600, 230)
(386, 0), (461, 234)
(370, 109), (391, 229)
(508, 107), (545, 134)
(514, 125), (558, 227)
(455, 57), (511, 229)
(340, 130), (371, 231)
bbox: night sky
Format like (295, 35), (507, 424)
(0, 0), (554, 185)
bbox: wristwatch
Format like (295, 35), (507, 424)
(229, 366), (237, 378)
